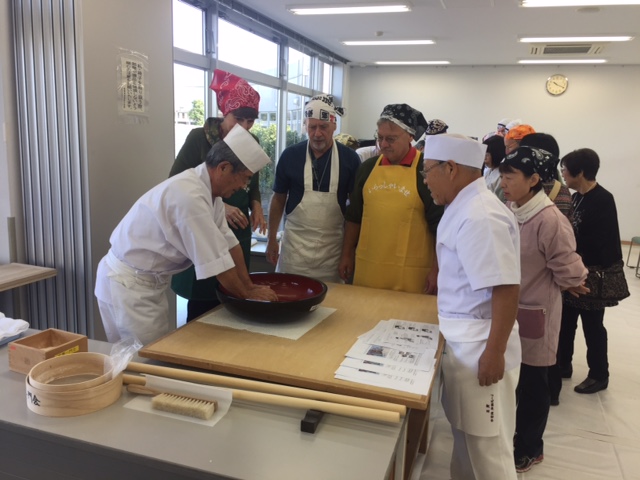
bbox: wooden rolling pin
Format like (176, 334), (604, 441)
(126, 362), (406, 416)
(123, 373), (400, 424)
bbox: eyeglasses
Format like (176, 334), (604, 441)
(374, 133), (400, 145)
(420, 161), (446, 178)
(236, 171), (253, 188)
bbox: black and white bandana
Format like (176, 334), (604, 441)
(379, 104), (428, 140)
(425, 119), (448, 135)
(502, 146), (556, 182)
(304, 95), (345, 123)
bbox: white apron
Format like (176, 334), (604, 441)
(276, 141), (344, 283)
(439, 315), (520, 437)
(95, 250), (171, 345)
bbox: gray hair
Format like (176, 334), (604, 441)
(205, 141), (248, 173)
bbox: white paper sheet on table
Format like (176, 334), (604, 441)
(358, 319), (439, 352)
(335, 364), (433, 395)
(341, 355), (436, 377)
(124, 374), (232, 426)
(197, 306), (336, 340)
(345, 338), (436, 371)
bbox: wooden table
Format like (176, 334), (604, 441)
(0, 263), (57, 292)
(141, 283), (443, 479)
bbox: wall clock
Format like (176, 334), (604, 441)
(546, 74), (568, 96)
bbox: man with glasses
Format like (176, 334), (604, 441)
(422, 133), (521, 480)
(95, 125), (277, 346)
(339, 103), (443, 293)
(266, 95), (360, 282)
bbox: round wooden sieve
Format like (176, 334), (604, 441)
(28, 352), (114, 392)
(25, 372), (123, 417)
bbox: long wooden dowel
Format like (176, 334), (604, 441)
(126, 362), (405, 416)
(123, 372), (400, 424)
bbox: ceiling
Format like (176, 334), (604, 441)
(234, 0), (640, 66)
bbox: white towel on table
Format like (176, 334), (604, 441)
(0, 312), (29, 341)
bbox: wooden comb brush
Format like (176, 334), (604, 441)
(126, 384), (218, 420)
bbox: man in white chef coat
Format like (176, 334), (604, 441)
(422, 133), (522, 480)
(95, 124), (278, 345)
(266, 95), (360, 282)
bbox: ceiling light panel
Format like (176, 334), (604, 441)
(342, 40), (435, 46)
(522, 1), (640, 6)
(518, 59), (607, 63)
(375, 61), (450, 65)
(519, 36), (633, 42)
(288, 3), (412, 15)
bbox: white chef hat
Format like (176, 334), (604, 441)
(497, 117), (511, 127)
(423, 133), (487, 169)
(504, 119), (522, 132)
(223, 124), (271, 172)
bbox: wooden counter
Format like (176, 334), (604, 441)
(141, 283), (442, 410)
(0, 263), (57, 292)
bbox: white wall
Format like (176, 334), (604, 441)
(78, 0), (175, 338)
(342, 65), (640, 242)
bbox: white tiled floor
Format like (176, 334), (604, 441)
(413, 246), (640, 480)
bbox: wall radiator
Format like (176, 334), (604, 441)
(12, 0), (93, 335)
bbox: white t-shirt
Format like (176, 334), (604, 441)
(436, 178), (520, 321)
(108, 163), (239, 280)
(355, 145), (380, 163)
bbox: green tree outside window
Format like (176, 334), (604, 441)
(188, 99), (204, 125)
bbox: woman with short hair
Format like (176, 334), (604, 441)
(558, 148), (628, 395)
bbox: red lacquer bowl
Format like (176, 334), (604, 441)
(216, 272), (328, 322)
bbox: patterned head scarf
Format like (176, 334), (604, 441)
(334, 133), (359, 150)
(210, 69), (260, 116)
(426, 119), (448, 135)
(304, 95), (344, 123)
(379, 104), (428, 140)
(501, 146), (556, 182)
(505, 124), (536, 141)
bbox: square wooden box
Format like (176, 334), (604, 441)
(8, 328), (88, 375)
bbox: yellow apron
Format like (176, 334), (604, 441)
(353, 152), (434, 293)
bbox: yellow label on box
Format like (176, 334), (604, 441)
(55, 345), (81, 357)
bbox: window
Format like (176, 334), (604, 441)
(172, 1), (343, 215)
(320, 61), (332, 93)
(286, 93), (309, 147)
(288, 47), (311, 88)
(248, 84), (279, 211)
(173, 0), (204, 54)
(217, 19), (278, 77)
(173, 64), (206, 156)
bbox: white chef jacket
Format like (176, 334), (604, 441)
(437, 177), (521, 441)
(95, 163), (239, 345)
(437, 177), (520, 318)
(102, 163), (238, 285)
(436, 177), (521, 370)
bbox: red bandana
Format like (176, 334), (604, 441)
(210, 69), (260, 116)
